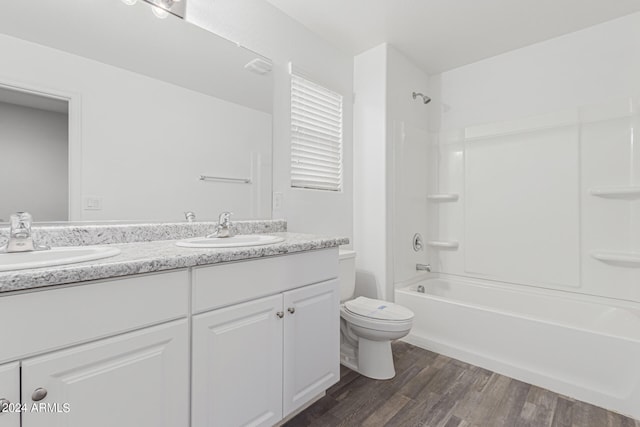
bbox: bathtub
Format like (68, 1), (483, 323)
(395, 277), (640, 419)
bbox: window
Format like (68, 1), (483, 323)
(290, 69), (343, 191)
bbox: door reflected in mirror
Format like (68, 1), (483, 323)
(0, 87), (69, 222)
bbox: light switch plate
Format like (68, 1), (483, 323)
(83, 196), (103, 210)
(273, 192), (283, 210)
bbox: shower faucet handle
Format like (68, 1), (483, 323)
(413, 233), (424, 251)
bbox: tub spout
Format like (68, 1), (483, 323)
(416, 263), (431, 272)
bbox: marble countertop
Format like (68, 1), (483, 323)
(0, 232), (349, 294)
(0, 219), (287, 247)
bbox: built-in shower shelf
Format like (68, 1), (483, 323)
(591, 252), (640, 267)
(427, 193), (459, 202)
(427, 240), (459, 249)
(589, 186), (640, 199)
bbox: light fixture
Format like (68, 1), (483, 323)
(122, 0), (186, 19)
(142, 0), (185, 19)
(151, 4), (170, 18)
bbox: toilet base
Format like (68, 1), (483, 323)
(340, 329), (397, 380)
(357, 338), (396, 380)
(339, 305), (413, 381)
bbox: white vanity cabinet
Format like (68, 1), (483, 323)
(0, 270), (190, 427)
(191, 248), (340, 427)
(21, 320), (188, 427)
(0, 362), (20, 427)
(0, 245), (341, 427)
(192, 294), (285, 427)
(282, 280), (339, 416)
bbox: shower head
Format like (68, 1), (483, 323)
(412, 92), (431, 104)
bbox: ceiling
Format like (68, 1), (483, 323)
(264, 0), (640, 74)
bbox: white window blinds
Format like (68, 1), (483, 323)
(290, 71), (343, 191)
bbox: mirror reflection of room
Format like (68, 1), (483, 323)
(0, 0), (274, 223)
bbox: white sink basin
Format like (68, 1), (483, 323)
(176, 234), (285, 248)
(0, 246), (121, 272)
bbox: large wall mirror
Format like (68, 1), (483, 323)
(0, 0), (273, 223)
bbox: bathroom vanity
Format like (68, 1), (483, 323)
(0, 221), (347, 427)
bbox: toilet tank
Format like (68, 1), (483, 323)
(338, 249), (356, 302)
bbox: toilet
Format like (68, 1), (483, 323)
(338, 249), (414, 380)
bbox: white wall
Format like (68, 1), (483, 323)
(354, 44), (429, 300)
(0, 34), (271, 222)
(0, 102), (68, 221)
(187, 0), (354, 241)
(428, 12), (640, 302)
(354, 44), (388, 300)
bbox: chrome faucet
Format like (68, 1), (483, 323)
(416, 263), (431, 272)
(1, 212), (50, 253)
(209, 211), (234, 238)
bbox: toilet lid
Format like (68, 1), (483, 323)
(344, 297), (414, 321)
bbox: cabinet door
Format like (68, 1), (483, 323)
(192, 294), (283, 427)
(283, 279), (340, 416)
(0, 362), (19, 427)
(21, 320), (189, 427)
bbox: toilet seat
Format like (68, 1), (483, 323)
(341, 307), (413, 332)
(341, 297), (414, 333)
(344, 297), (414, 321)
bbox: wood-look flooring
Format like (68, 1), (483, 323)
(284, 341), (640, 427)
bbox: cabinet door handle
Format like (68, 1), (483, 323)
(31, 388), (48, 402)
(287, 307), (296, 314)
(0, 398), (10, 413)
(276, 311), (284, 319)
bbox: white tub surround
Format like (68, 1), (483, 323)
(425, 14), (640, 304)
(385, 15), (640, 420)
(396, 278), (640, 419)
